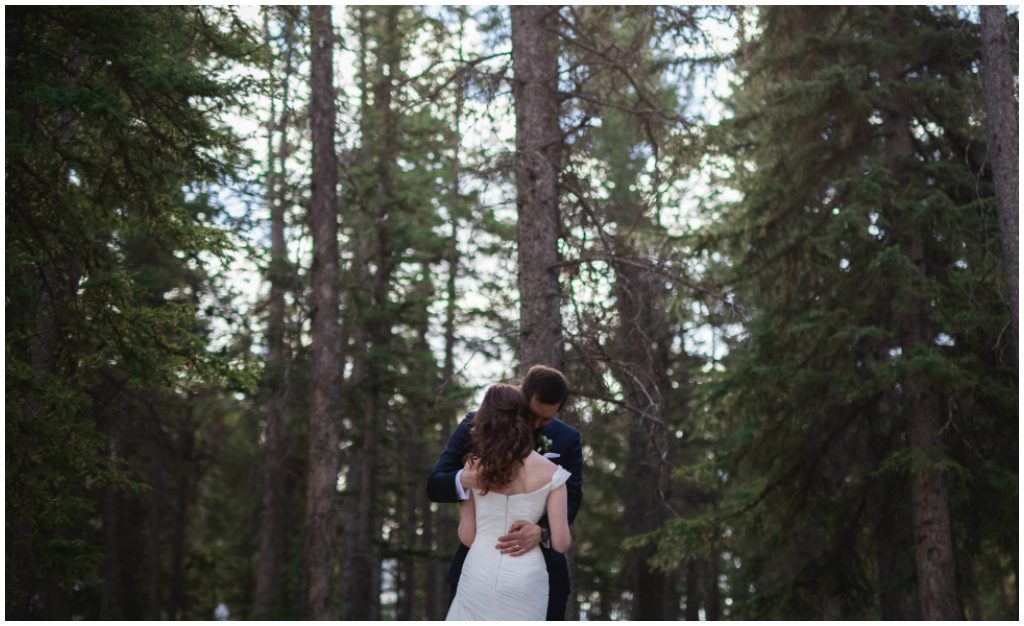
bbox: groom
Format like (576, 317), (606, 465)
(426, 365), (584, 621)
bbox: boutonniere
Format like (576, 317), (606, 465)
(536, 434), (553, 454)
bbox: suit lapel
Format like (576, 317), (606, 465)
(536, 419), (566, 463)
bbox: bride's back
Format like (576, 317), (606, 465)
(488, 451), (557, 496)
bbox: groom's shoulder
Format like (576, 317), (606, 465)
(551, 418), (580, 439)
(459, 411), (475, 427)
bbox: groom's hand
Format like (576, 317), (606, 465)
(460, 460), (481, 491)
(496, 521), (542, 557)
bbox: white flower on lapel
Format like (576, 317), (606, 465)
(536, 435), (553, 454)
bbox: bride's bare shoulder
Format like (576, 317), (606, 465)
(525, 452), (558, 483)
(525, 450), (555, 466)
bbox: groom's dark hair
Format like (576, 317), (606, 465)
(521, 365), (569, 411)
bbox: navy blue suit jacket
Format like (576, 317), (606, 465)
(426, 412), (584, 596)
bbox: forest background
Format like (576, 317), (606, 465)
(5, 4), (1019, 621)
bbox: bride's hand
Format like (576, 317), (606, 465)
(496, 521), (541, 557)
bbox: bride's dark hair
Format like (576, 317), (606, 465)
(463, 384), (534, 495)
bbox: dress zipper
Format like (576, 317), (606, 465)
(495, 495), (509, 589)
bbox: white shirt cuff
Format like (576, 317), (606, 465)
(454, 468), (469, 501)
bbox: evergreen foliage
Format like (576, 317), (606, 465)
(5, 5), (1017, 620)
(5, 6), (260, 616)
(636, 6), (1018, 619)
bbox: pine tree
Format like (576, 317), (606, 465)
(255, 8), (299, 618)
(640, 6), (1016, 619)
(6, 6), (259, 617)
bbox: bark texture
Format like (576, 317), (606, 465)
(511, 8), (577, 618)
(302, 5), (342, 620)
(979, 5), (1019, 350)
(511, 5), (565, 374)
(879, 7), (959, 620)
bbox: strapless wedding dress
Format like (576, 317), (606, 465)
(446, 466), (571, 621)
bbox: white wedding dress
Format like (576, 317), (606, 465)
(446, 466), (571, 621)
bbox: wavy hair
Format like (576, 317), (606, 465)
(463, 384), (534, 494)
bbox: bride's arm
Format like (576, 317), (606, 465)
(546, 485), (571, 553)
(457, 489), (476, 547)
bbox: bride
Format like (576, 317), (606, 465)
(445, 384), (572, 621)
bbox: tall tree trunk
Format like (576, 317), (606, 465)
(362, 9), (401, 620)
(100, 483), (125, 620)
(146, 441), (163, 620)
(685, 560), (701, 621)
(703, 552), (721, 621)
(510, 5), (565, 374)
(511, 8), (573, 618)
(98, 408), (125, 620)
(41, 568), (70, 620)
(430, 246), (457, 616)
(612, 261), (675, 620)
(428, 20), (468, 614)
(398, 482), (419, 620)
(399, 306), (431, 621)
(168, 405), (194, 621)
(255, 14), (295, 619)
(879, 6), (960, 620)
(302, 5), (342, 620)
(340, 433), (363, 620)
(341, 13), (371, 617)
(876, 474), (922, 620)
(979, 5), (1019, 351)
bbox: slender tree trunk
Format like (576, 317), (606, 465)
(962, 554), (983, 621)
(255, 15), (295, 619)
(703, 552), (721, 621)
(100, 481), (125, 620)
(352, 9), (401, 619)
(42, 567), (70, 620)
(979, 5), (1019, 350)
(510, 5), (565, 374)
(146, 442), (163, 620)
(302, 5), (342, 620)
(342, 14), (371, 617)
(98, 407), (125, 620)
(168, 405), (194, 621)
(397, 477), (418, 621)
(879, 7), (959, 620)
(428, 26), (467, 615)
(423, 490), (440, 620)
(340, 436), (363, 620)
(685, 560), (701, 621)
(613, 262), (674, 620)
(399, 309), (431, 621)
(876, 475), (922, 620)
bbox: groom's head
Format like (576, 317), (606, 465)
(521, 365), (568, 429)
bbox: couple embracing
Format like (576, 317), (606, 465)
(426, 365), (584, 621)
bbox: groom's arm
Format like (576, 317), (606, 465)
(426, 414), (474, 504)
(562, 429), (584, 525)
